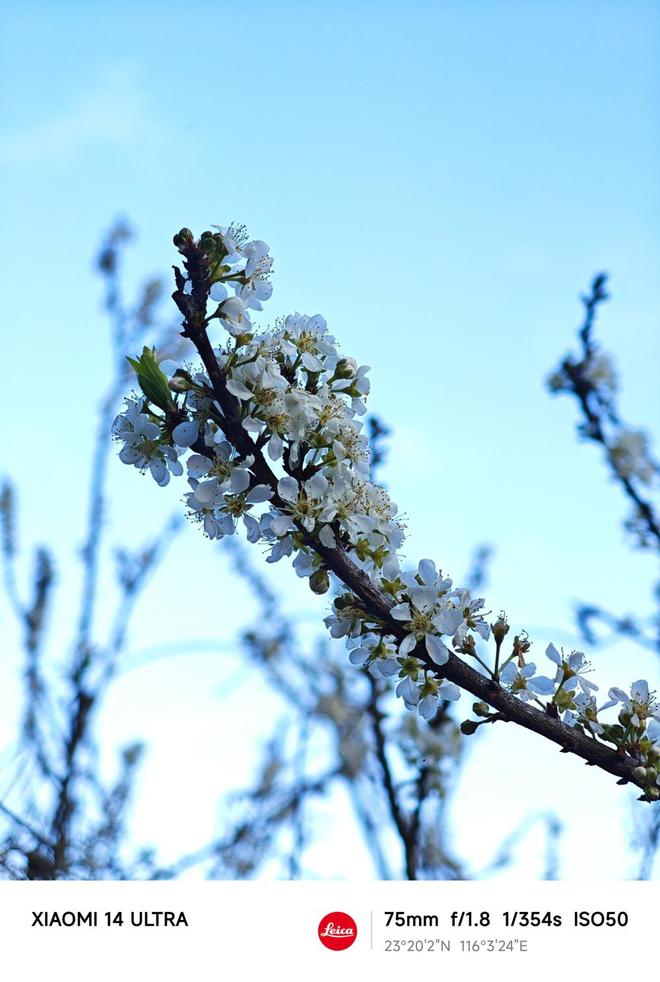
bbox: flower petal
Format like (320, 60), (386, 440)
(277, 476), (299, 503)
(545, 643), (562, 666)
(246, 484), (273, 504)
(390, 602), (412, 621)
(172, 420), (199, 448)
(527, 676), (556, 696)
(437, 681), (460, 701)
(425, 633), (450, 665)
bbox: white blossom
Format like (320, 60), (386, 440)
(608, 429), (655, 484)
(545, 643), (598, 695)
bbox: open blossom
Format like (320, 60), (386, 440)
(452, 591), (490, 643)
(418, 680), (461, 719)
(277, 473), (330, 533)
(237, 241), (273, 310)
(563, 692), (606, 735)
(545, 643), (598, 695)
(185, 440), (254, 507)
(347, 635), (399, 674)
(217, 296), (252, 337)
(582, 350), (617, 395)
(395, 661), (461, 719)
(207, 224), (274, 310)
(607, 679), (658, 728)
(499, 661), (555, 700)
(112, 400), (183, 486)
(390, 581), (460, 665)
(608, 429), (655, 484)
(280, 312), (336, 372)
(186, 481), (272, 540)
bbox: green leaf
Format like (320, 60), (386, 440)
(126, 347), (174, 412)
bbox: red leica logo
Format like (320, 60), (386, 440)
(318, 911), (358, 951)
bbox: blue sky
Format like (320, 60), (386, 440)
(1, 0), (659, 878)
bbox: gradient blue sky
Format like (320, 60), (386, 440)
(1, 0), (659, 878)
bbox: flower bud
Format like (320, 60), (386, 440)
(335, 357), (358, 380)
(460, 720), (479, 736)
(173, 228), (193, 249)
(472, 701), (491, 718)
(632, 766), (648, 783)
(168, 370), (193, 393)
(646, 786), (660, 801)
(199, 232), (216, 254)
(309, 569), (330, 595)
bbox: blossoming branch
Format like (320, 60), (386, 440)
(112, 224), (660, 800)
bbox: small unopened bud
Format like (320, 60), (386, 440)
(335, 357), (358, 379)
(646, 786), (660, 801)
(173, 228), (193, 249)
(309, 569), (330, 595)
(472, 701), (491, 718)
(168, 370), (193, 393)
(646, 767), (658, 784)
(334, 594), (352, 611)
(632, 766), (648, 783)
(460, 719), (479, 736)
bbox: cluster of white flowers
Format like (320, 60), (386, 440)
(112, 398), (184, 486)
(547, 346), (657, 488)
(547, 349), (617, 403)
(197, 223), (273, 323)
(608, 429), (656, 485)
(327, 557), (488, 720)
(493, 642), (660, 795)
(547, 324), (658, 556)
(581, 350), (617, 395)
(112, 224), (659, 792)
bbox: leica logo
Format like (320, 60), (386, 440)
(320, 923), (355, 937)
(318, 912), (358, 950)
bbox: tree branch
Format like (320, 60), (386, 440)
(172, 235), (654, 800)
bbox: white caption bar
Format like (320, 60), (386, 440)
(0, 881), (655, 979)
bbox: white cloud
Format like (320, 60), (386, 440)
(0, 65), (151, 165)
